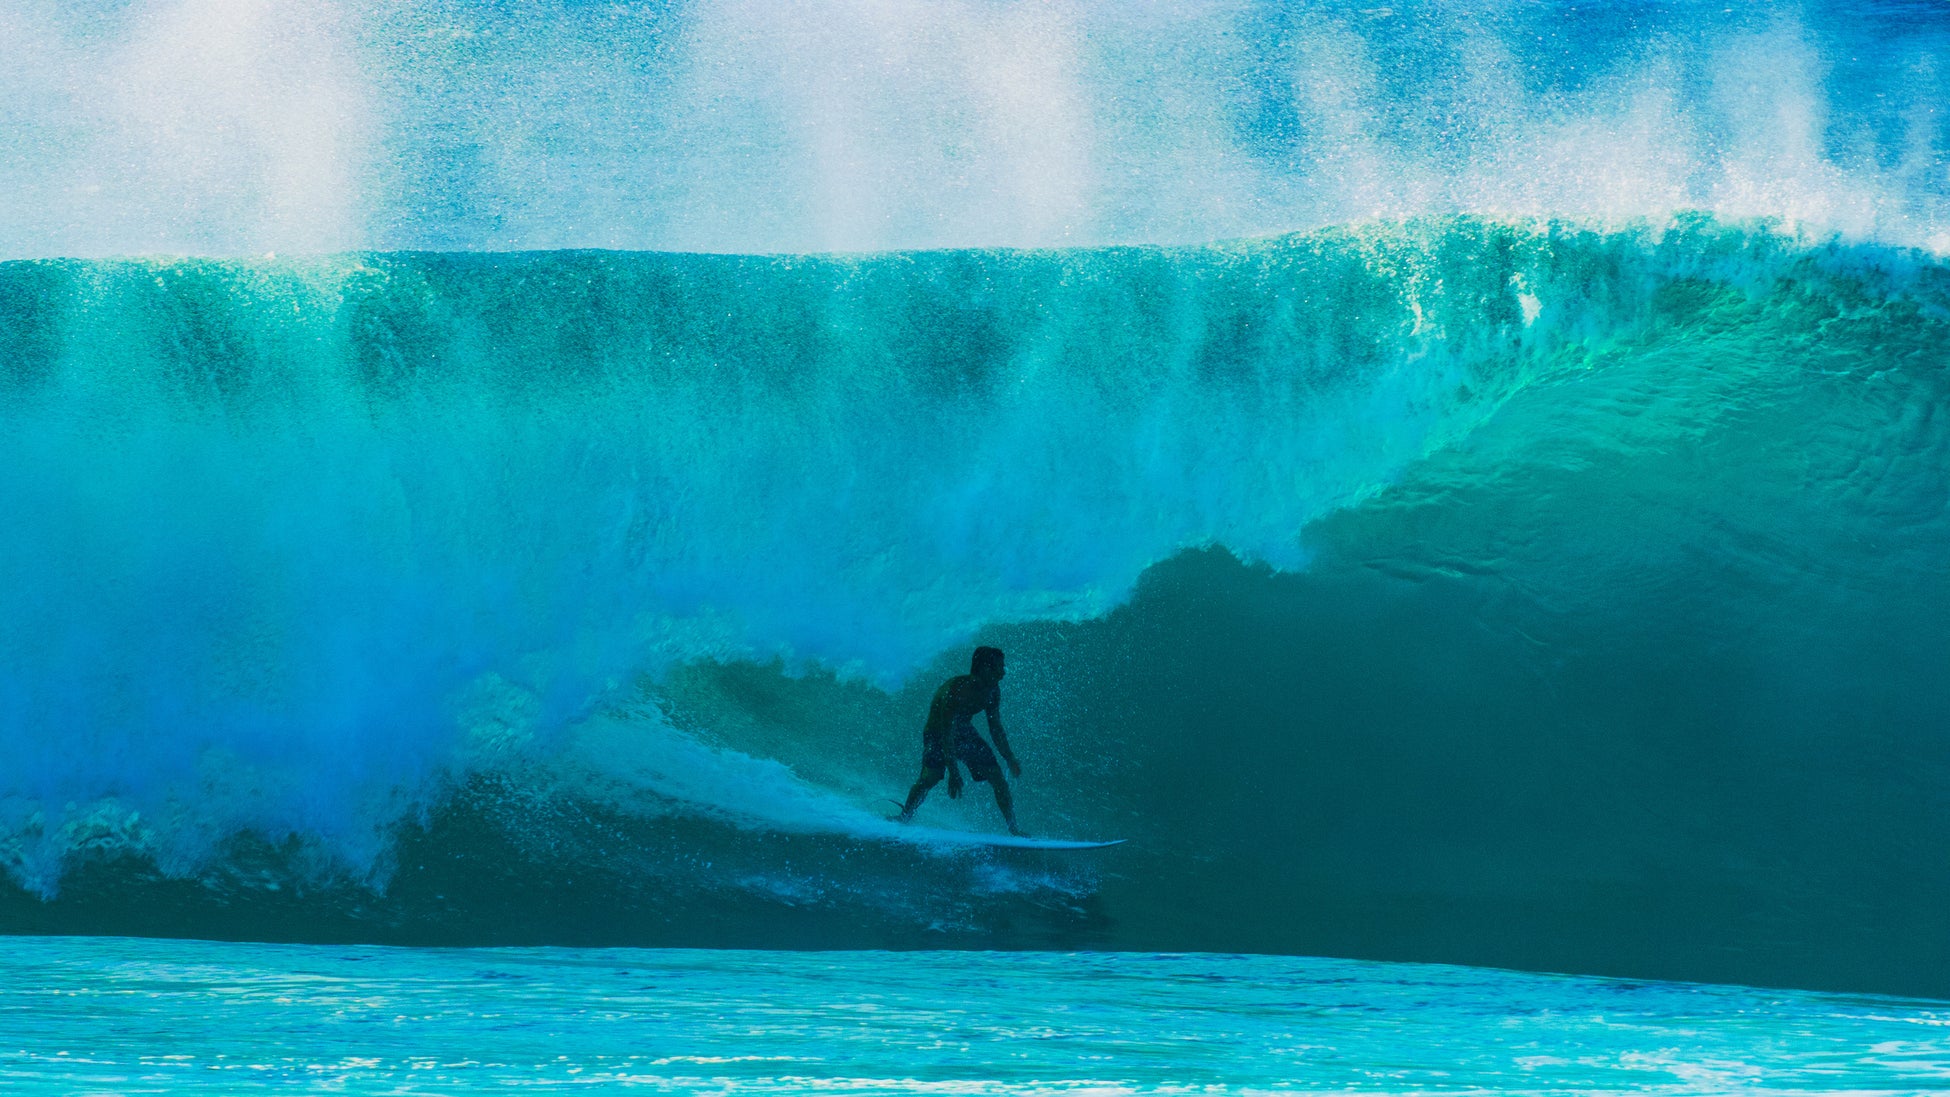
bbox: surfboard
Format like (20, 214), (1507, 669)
(881, 801), (1124, 850)
(956, 834), (1126, 850)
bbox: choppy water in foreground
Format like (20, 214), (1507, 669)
(4, 937), (1947, 1095)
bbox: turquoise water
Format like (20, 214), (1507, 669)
(6, 936), (1950, 1095)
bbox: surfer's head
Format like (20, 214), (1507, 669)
(971, 646), (1005, 682)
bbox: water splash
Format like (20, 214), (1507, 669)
(2, 1), (1947, 257)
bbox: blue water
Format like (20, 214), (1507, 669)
(6, 936), (1950, 1094)
(4, 0), (1950, 1026)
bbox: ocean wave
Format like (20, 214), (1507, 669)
(4, 216), (1949, 992)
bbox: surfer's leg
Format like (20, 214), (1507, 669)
(898, 766), (943, 821)
(989, 772), (1024, 837)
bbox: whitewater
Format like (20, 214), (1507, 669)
(4, 2), (1950, 1088)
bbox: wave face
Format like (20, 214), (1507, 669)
(4, 217), (1950, 995)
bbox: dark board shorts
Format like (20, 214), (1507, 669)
(923, 727), (1003, 783)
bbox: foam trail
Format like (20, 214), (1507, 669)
(552, 705), (1068, 850)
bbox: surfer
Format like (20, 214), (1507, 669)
(897, 646), (1025, 836)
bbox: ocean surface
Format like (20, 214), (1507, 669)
(7, 936), (1950, 1095)
(4, 0), (1950, 1064)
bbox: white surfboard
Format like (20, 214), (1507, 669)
(959, 833), (1126, 850)
(878, 805), (1123, 850)
(897, 824), (1125, 850)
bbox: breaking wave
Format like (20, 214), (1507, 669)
(3, 216), (1949, 995)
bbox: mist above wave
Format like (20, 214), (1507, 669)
(2, 0), (1947, 258)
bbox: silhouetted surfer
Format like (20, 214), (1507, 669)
(897, 646), (1024, 835)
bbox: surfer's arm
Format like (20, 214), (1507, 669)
(986, 696), (1021, 776)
